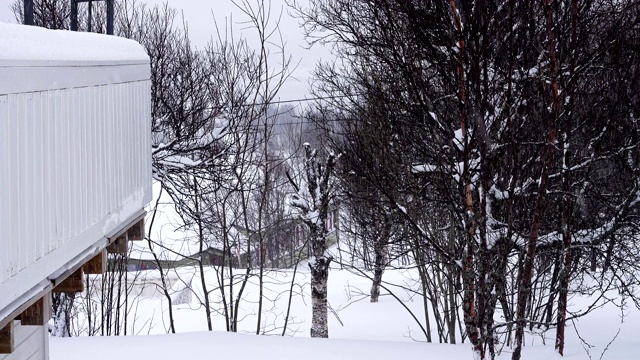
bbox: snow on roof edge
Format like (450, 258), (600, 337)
(0, 22), (148, 62)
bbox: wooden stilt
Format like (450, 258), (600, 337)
(127, 218), (145, 241)
(107, 235), (128, 254)
(53, 268), (84, 293)
(0, 321), (14, 354)
(84, 249), (107, 274)
(19, 295), (51, 326)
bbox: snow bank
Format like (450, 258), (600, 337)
(51, 330), (467, 360)
(51, 266), (640, 359)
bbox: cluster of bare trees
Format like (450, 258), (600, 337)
(292, 0), (640, 358)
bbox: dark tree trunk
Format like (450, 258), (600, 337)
(370, 222), (390, 302)
(512, 2), (559, 359)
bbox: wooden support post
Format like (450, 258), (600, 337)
(53, 268), (84, 293)
(0, 321), (14, 354)
(106, 0), (114, 35)
(127, 218), (145, 241)
(19, 295), (51, 326)
(84, 249), (107, 274)
(70, 0), (78, 31)
(107, 235), (129, 254)
(23, 0), (34, 25)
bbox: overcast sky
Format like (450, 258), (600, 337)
(0, 0), (331, 101)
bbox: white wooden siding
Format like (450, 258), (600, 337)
(0, 322), (48, 360)
(0, 36), (152, 320)
(1, 82), (150, 273)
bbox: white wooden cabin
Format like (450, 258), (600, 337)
(0, 23), (152, 358)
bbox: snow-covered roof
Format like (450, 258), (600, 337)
(0, 22), (150, 95)
(0, 22), (147, 63)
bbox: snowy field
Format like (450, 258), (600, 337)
(49, 264), (640, 359)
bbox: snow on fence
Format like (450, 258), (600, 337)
(0, 23), (152, 319)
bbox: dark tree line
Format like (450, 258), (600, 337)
(293, 0), (640, 358)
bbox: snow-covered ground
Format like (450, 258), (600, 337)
(51, 331), (465, 360)
(49, 264), (640, 359)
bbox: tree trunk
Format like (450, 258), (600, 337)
(415, 250), (433, 343)
(194, 178), (212, 331)
(370, 235), (388, 302)
(555, 247), (571, 354)
(512, 1), (559, 358)
(370, 264), (383, 303)
(555, 0), (578, 353)
(289, 144), (337, 338)
(310, 255), (331, 338)
(52, 292), (75, 337)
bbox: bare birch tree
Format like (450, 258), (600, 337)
(289, 143), (338, 338)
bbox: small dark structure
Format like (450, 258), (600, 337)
(22, 0), (115, 35)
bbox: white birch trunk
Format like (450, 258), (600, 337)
(309, 255), (330, 338)
(288, 144), (338, 338)
(51, 293), (73, 337)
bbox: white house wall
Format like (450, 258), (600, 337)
(0, 321), (48, 360)
(0, 24), (152, 323)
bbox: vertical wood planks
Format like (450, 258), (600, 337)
(1, 80), (151, 281)
(0, 96), (7, 283)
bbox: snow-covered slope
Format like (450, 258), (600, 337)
(50, 266), (639, 359)
(51, 330), (465, 360)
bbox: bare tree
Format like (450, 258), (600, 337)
(293, 0), (640, 358)
(288, 143), (338, 338)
